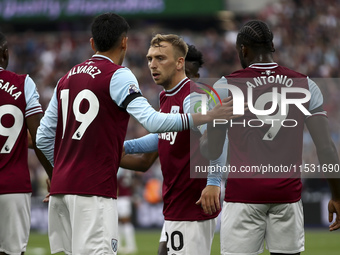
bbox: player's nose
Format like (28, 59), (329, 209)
(148, 58), (157, 69)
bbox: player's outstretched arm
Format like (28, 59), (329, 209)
(120, 151), (159, 172)
(126, 96), (238, 133)
(122, 133), (159, 172)
(306, 115), (340, 231)
(26, 113), (53, 180)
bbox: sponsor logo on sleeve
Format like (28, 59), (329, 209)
(128, 84), (140, 95)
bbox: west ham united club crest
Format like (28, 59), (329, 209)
(111, 238), (118, 252)
(263, 70), (275, 76)
(170, 105), (180, 114)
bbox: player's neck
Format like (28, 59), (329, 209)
(248, 54), (274, 66)
(95, 49), (124, 65)
(163, 73), (186, 91)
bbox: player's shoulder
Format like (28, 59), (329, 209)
(226, 64), (308, 79)
(0, 69), (27, 80)
(226, 68), (247, 78)
(111, 66), (139, 86)
(115, 66), (134, 75)
(1, 70), (28, 94)
(90, 56), (126, 73)
(188, 80), (205, 95)
(276, 65), (308, 78)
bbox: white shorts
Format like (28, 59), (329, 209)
(220, 200), (305, 255)
(159, 223), (166, 242)
(164, 218), (217, 255)
(49, 195), (118, 255)
(0, 193), (31, 255)
(117, 196), (132, 219)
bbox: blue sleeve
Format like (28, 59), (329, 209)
(183, 92), (208, 134)
(126, 97), (193, 133)
(210, 77), (229, 109)
(124, 133), (159, 154)
(207, 135), (228, 187)
(109, 67), (142, 108)
(207, 78), (229, 186)
(36, 87), (58, 166)
(110, 68), (194, 133)
(183, 91), (226, 186)
(24, 75), (43, 117)
(307, 77), (324, 112)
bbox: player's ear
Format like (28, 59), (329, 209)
(3, 47), (8, 60)
(176, 57), (185, 70)
(90, 38), (96, 53)
(241, 44), (247, 57)
(271, 42), (275, 52)
(121, 36), (128, 51)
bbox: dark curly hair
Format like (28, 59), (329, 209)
(186, 44), (204, 68)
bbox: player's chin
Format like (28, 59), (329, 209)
(153, 78), (162, 84)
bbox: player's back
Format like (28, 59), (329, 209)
(51, 56), (130, 198)
(0, 69), (34, 193)
(224, 63), (316, 203)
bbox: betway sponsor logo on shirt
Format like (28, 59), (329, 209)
(158, 105), (179, 145)
(158, 131), (177, 145)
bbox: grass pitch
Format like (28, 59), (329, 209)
(26, 229), (340, 255)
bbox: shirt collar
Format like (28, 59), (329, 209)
(248, 62), (278, 69)
(91, 54), (114, 63)
(164, 77), (190, 96)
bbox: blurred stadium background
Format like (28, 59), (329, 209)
(1, 0), (340, 254)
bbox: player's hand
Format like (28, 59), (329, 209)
(209, 97), (234, 120)
(43, 178), (51, 203)
(208, 97), (246, 121)
(43, 193), (50, 203)
(196, 185), (220, 215)
(328, 199), (340, 231)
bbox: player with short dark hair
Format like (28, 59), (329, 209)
(123, 34), (228, 255)
(91, 13), (130, 52)
(36, 13), (235, 255)
(0, 32), (52, 255)
(202, 20), (340, 255)
(184, 44), (204, 79)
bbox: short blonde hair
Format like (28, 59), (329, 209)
(150, 34), (188, 59)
